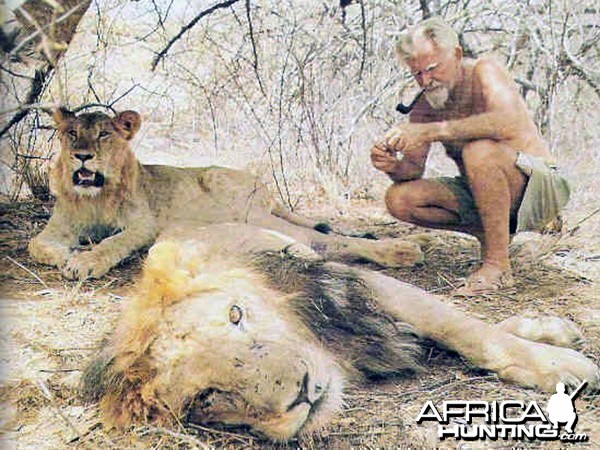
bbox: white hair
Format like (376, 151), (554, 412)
(396, 17), (459, 63)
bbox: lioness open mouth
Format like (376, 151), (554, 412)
(72, 168), (105, 187)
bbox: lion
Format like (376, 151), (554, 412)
(81, 225), (600, 441)
(28, 108), (423, 280)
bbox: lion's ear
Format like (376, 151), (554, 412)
(53, 107), (75, 130)
(114, 111), (142, 140)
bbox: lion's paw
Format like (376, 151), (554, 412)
(498, 338), (599, 392)
(283, 243), (322, 261)
(62, 252), (112, 280)
(363, 240), (424, 268)
(28, 237), (70, 267)
(498, 314), (584, 349)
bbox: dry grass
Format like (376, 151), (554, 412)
(1, 200), (599, 449)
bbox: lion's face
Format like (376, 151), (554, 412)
(52, 108), (141, 198)
(93, 242), (344, 441)
(156, 280), (344, 440)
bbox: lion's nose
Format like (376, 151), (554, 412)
(74, 153), (94, 162)
(288, 372), (325, 410)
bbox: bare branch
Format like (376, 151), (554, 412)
(419, 0), (431, 19)
(151, 0), (242, 71)
(0, 67), (52, 139)
(245, 0), (265, 96)
(357, 0), (366, 82)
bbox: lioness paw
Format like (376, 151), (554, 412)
(28, 237), (71, 267)
(364, 240), (424, 268)
(62, 252), (111, 280)
(283, 242), (322, 261)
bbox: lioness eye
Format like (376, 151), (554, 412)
(229, 305), (244, 325)
(98, 130), (111, 139)
(67, 129), (77, 139)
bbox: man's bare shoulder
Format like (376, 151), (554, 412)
(472, 55), (514, 86)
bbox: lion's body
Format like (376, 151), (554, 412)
(29, 109), (422, 280)
(82, 226), (600, 440)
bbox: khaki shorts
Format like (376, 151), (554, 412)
(433, 152), (570, 233)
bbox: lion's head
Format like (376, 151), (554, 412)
(82, 240), (350, 440)
(51, 108), (141, 201)
(82, 238), (420, 440)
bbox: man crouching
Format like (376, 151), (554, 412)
(371, 17), (570, 295)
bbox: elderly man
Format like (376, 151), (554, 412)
(371, 17), (570, 294)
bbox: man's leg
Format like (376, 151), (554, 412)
(461, 140), (527, 293)
(565, 413), (577, 433)
(385, 178), (480, 232)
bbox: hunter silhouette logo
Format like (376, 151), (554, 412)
(416, 380), (589, 442)
(546, 381), (586, 434)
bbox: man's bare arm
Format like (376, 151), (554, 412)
(370, 141), (430, 182)
(424, 58), (534, 142)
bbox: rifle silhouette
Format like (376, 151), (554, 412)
(569, 380), (587, 400)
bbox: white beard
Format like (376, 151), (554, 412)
(425, 86), (450, 110)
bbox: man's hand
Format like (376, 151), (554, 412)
(370, 141), (400, 174)
(384, 123), (431, 154)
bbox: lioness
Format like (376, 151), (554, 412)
(29, 108), (423, 280)
(83, 226), (599, 441)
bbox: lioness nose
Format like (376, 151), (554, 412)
(74, 153), (94, 162)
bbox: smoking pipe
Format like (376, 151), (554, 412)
(395, 89), (425, 114)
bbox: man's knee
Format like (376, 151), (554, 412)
(385, 182), (418, 222)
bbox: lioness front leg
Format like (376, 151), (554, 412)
(251, 215), (424, 267)
(63, 224), (157, 280)
(29, 214), (78, 268)
(350, 266), (600, 392)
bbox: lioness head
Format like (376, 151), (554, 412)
(83, 241), (345, 441)
(52, 108), (141, 199)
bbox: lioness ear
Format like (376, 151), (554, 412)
(114, 110), (142, 140)
(53, 107), (75, 130)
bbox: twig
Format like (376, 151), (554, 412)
(245, 0), (265, 96)
(324, 429), (391, 437)
(5, 256), (49, 289)
(357, 0), (367, 82)
(16, 153), (52, 160)
(436, 271), (458, 290)
(397, 375), (498, 399)
(0, 67), (52, 139)
(419, 0), (432, 19)
(151, 0), (242, 71)
(37, 380), (82, 442)
(567, 207), (600, 236)
(108, 83), (139, 107)
(0, 102), (56, 117)
(188, 423), (255, 443)
(514, 77), (541, 94)
(143, 426), (214, 449)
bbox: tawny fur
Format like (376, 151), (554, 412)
(82, 231), (600, 441)
(29, 108), (423, 280)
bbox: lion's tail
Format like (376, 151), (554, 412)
(271, 202), (333, 234)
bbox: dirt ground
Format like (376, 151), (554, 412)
(0, 199), (598, 449)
